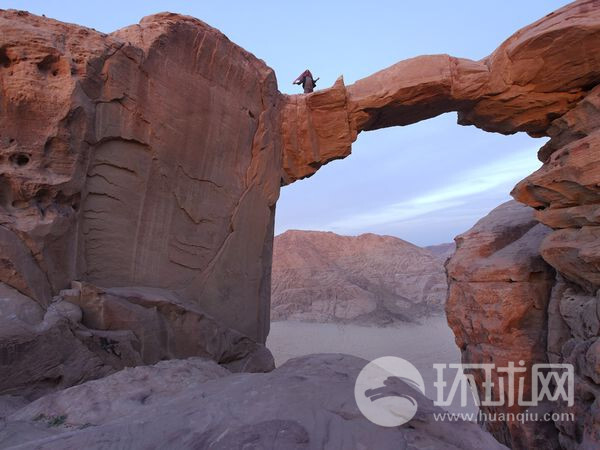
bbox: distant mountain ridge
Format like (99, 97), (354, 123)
(425, 242), (456, 260)
(271, 230), (448, 325)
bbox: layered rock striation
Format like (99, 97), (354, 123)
(446, 202), (557, 448)
(0, 9), (280, 394)
(271, 230), (447, 324)
(0, 10), (279, 345)
(510, 82), (600, 449)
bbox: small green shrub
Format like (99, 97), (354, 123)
(32, 413), (68, 428)
(47, 415), (67, 427)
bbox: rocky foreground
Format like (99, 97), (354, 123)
(0, 354), (504, 449)
(271, 230), (448, 324)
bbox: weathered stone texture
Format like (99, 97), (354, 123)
(0, 10), (280, 345)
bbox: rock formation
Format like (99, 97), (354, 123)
(272, 230), (446, 324)
(278, 2), (600, 446)
(0, 9), (279, 397)
(1, 0), (600, 448)
(446, 5), (600, 446)
(280, 0), (600, 183)
(0, 10), (279, 345)
(0, 354), (505, 449)
(1, 279), (273, 401)
(446, 201), (557, 448)
(510, 79), (600, 448)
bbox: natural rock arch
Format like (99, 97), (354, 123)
(279, 3), (600, 447)
(1, 1), (600, 448)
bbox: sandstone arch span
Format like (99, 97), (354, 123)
(280, 0), (600, 183)
(1, 1), (600, 448)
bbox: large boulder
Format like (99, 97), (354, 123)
(0, 282), (130, 400)
(61, 282), (274, 373)
(0, 281), (272, 401)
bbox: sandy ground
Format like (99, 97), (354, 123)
(267, 316), (478, 416)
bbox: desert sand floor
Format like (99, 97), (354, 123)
(267, 316), (478, 416)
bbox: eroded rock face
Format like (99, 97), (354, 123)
(1, 8), (279, 401)
(1, 354), (506, 450)
(510, 59), (600, 448)
(445, 8), (600, 443)
(446, 201), (557, 448)
(0, 10), (279, 344)
(447, 197), (600, 448)
(272, 230), (446, 324)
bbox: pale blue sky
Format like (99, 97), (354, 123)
(4, 1), (571, 245)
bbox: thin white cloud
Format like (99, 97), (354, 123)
(325, 148), (541, 231)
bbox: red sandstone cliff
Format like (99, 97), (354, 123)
(0, 10), (280, 397)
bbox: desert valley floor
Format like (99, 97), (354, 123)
(267, 317), (479, 416)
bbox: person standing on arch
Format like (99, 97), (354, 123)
(293, 69), (319, 93)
